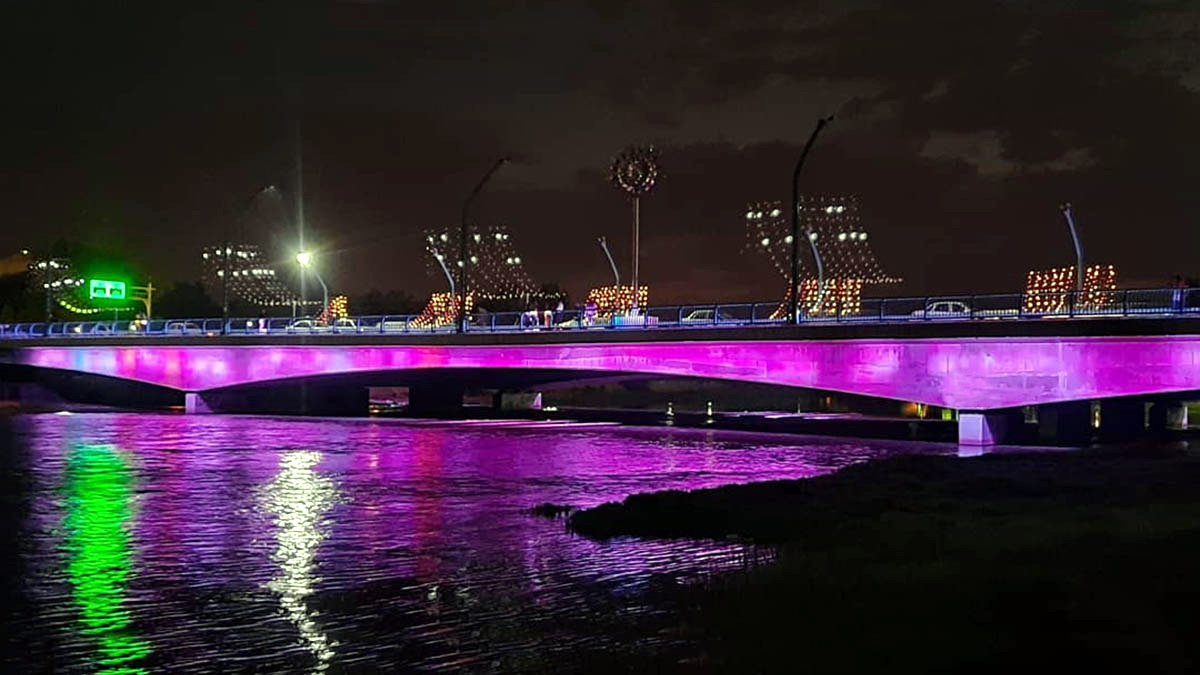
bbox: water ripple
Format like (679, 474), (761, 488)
(0, 413), (954, 672)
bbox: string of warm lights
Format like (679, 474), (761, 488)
(411, 292), (475, 327)
(585, 285), (649, 316)
(316, 295), (350, 323)
(1024, 264), (1118, 313)
(768, 279), (865, 318)
(57, 298), (107, 315)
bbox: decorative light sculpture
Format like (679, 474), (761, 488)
(411, 292), (475, 328)
(609, 145), (659, 313)
(421, 225), (546, 326)
(1024, 264), (1117, 313)
(200, 244), (315, 309)
(744, 196), (900, 317)
(586, 285), (649, 317)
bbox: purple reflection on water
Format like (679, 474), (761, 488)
(5, 413), (956, 672)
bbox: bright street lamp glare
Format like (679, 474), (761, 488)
(296, 251), (312, 266)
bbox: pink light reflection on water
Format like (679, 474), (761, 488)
(9, 412), (958, 672)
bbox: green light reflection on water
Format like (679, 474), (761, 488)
(62, 444), (149, 675)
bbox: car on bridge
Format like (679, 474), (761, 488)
(910, 301), (1019, 320)
(287, 318), (359, 333)
(682, 309), (738, 324)
(165, 321), (222, 336)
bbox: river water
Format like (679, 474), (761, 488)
(0, 413), (957, 673)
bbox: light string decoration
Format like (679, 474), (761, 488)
(744, 196), (900, 317)
(1024, 264), (1118, 313)
(411, 292), (475, 328)
(608, 145), (659, 311)
(200, 244), (317, 308)
(585, 285), (649, 317)
(421, 225), (545, 325)
(316, 295), (350, 324)
(29, 257), (95, 315)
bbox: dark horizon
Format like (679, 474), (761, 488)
(4, 1), (1198, 306)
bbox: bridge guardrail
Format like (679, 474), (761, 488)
(1, 287), (1197, 340)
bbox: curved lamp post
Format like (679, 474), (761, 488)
(296, 251), (328, 323)
(598, 236), (620, 286)
(1059, 203), (1084, 294)
(789, 116), (833, 323)
(459, 157), (510, 333)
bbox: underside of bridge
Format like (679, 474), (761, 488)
(4, 323), (1200, 445)
(3, 360), (1195, 447)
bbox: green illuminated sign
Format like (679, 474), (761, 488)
(89, 279), (127, 300)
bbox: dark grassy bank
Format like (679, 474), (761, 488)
(570, 448), (1200, 674)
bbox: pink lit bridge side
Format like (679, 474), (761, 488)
(13, 335), (1200, 411)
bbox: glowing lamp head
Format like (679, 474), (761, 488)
(296, 251), (313, 266)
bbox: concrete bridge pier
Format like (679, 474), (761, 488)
(184, 392), (212, 414)
(1148, 401), (1190, 433)
(958, 409), (1022, 446)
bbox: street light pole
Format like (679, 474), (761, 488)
(790, 115), (833, 324)
(631, 196), (640, 314)
(1060, 203), (1084, 293)
(296, 252), (328, 323)
(598, 236), (621, 286)
(459, 157), (510, 333)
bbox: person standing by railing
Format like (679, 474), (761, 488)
(1173, 275), (1187, 312)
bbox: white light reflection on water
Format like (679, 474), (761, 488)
(260, 450), (340, 672)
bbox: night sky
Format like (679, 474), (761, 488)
(4, 1), (1198, 305)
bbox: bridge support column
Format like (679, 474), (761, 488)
(1037, 401), (1092, 445)
(1099, 399), (1145, 442)
(184, 392), (212, 414)
(958, 411), (1012, 446)
(1148, 401), (1189, 433)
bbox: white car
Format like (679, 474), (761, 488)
(165, 321), (203, 333)
(682, 309), (736, 324)
(287, 318), (358, 332)
(911, 301), (971, 318)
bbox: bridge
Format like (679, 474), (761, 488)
(2, 289), (1199, 446)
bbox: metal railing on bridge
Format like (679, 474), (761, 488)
(1, 287), (1197, 339)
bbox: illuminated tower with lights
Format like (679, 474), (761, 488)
(744, 195), (900, 316)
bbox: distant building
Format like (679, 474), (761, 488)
(744, 195), (900, 316)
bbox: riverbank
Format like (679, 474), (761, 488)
(570, 445), (1200, 673)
